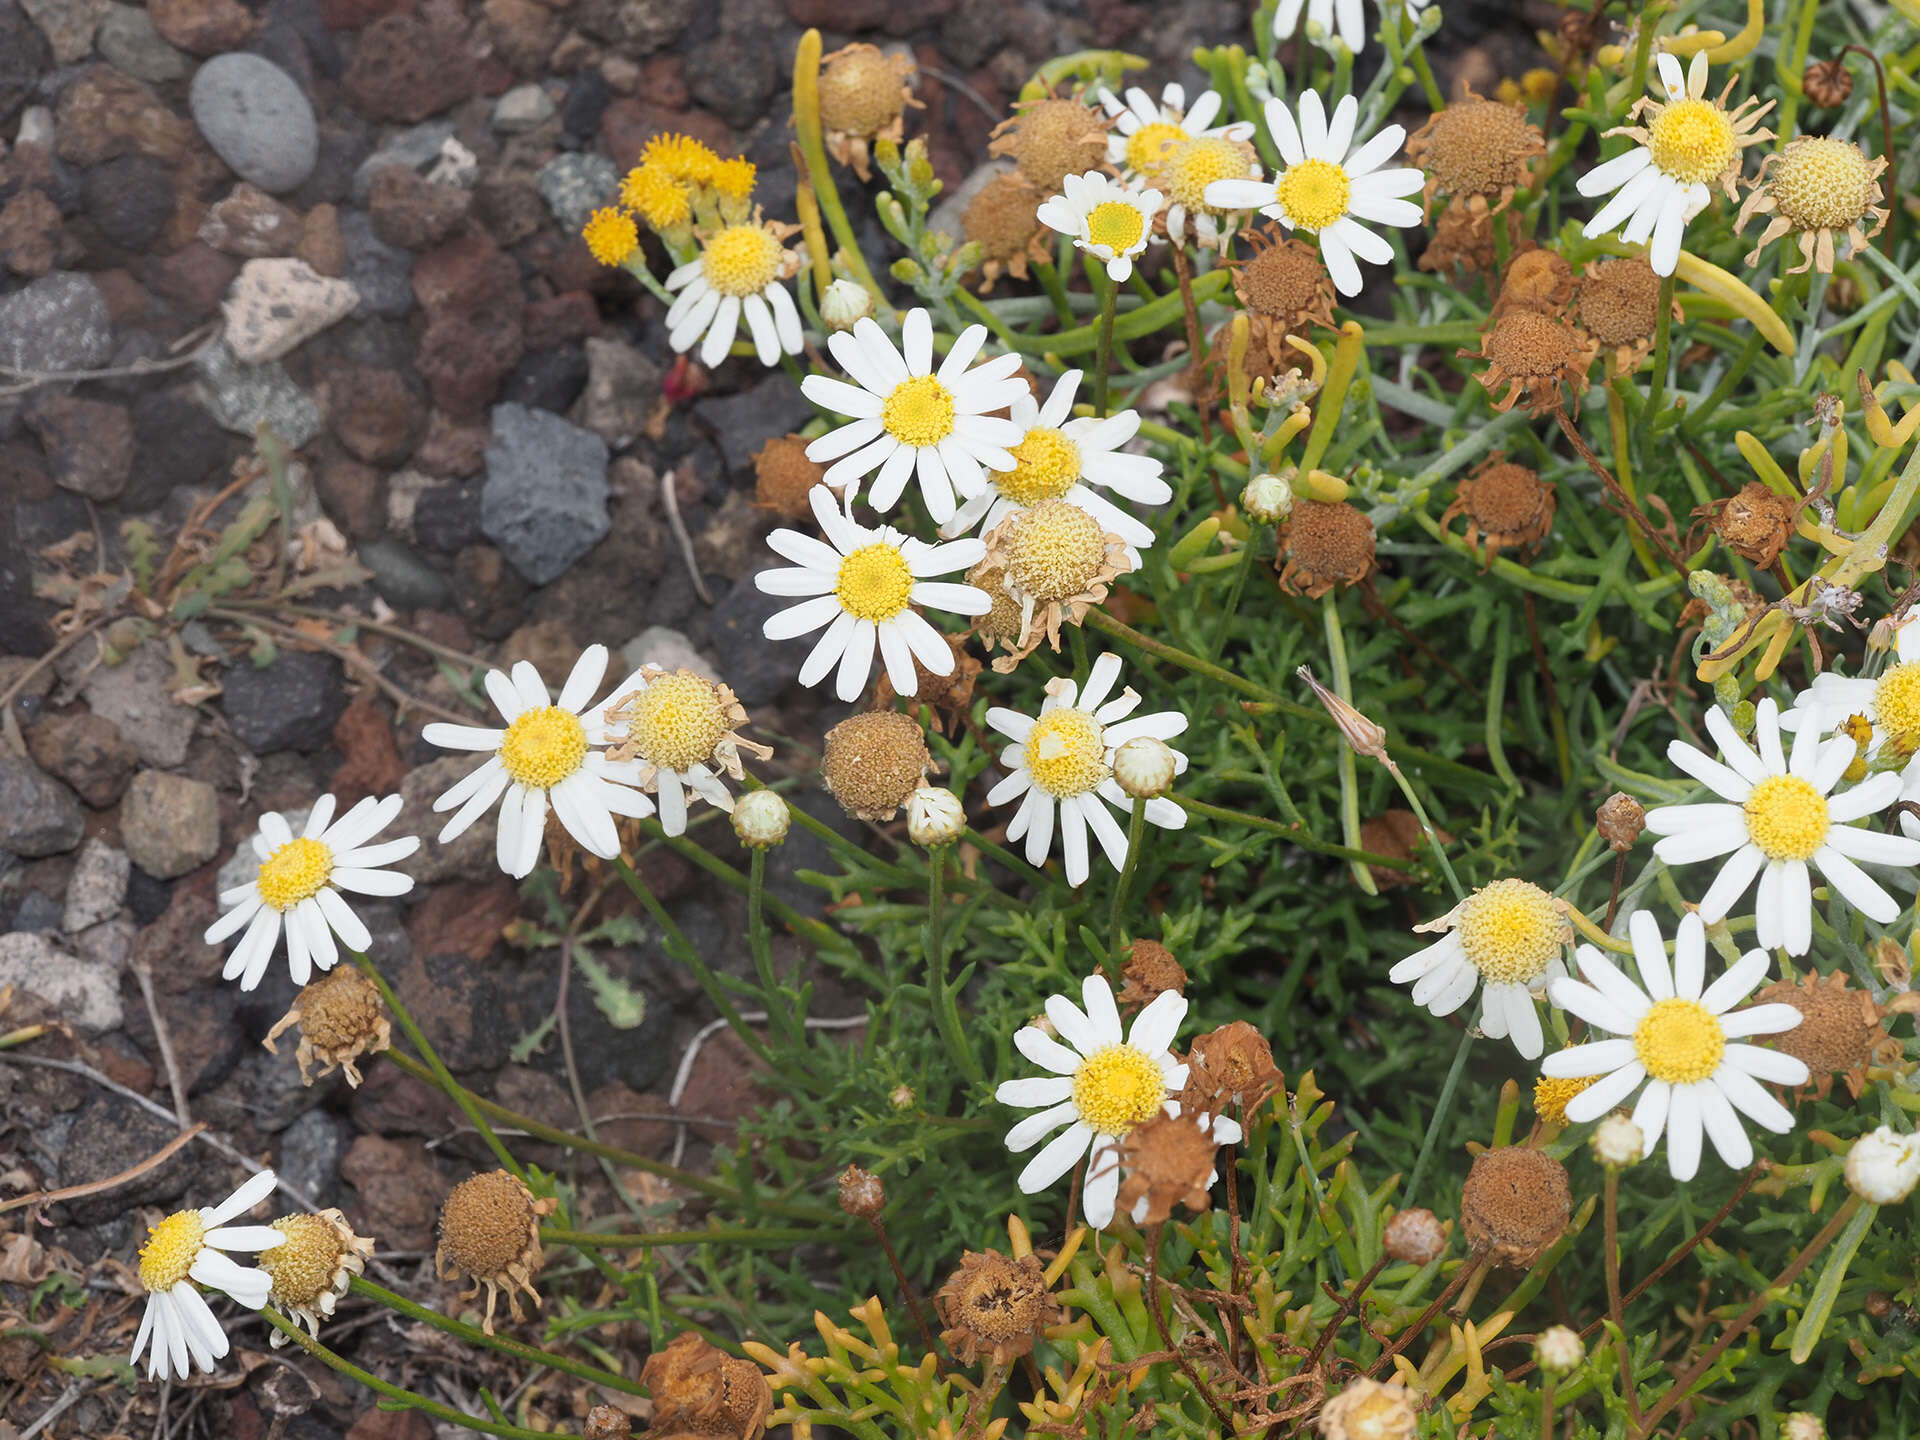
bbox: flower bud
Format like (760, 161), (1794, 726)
(1381, 1207), (1445, 1266)
(1844, 1125), (1920, 1204)
(585, 1407), (633, 1440)
(1782, 1414), (1827, 1440)
(1534, 1324), (1583, 1375)
(1595, 792), (1645, 852)
(1297, 666), (1388, 760)
(1590, 1113), (1645, 1169)
(1242, 471), (1294, 525)
(1113, 737), (1177, 799)
(732, 789), (790, 848)
(889, 1083), (915, 1109)
(906, 785), (965, 847)
(821, 278), (874, 332)
(838, 1163), (886, 1220)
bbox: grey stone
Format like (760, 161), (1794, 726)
(277, 1107), (354, 1204)
(0, 0), (52, 125)
(535, 150), (617, 233)
(357, 535), (453, 610)
(704, 569), (796, 706)
(491, 83), (555, 134)
(80, 643), (197, 768)
(350, 120), (454, 206)
(577, 336), (658, 450)
(230, 1047), (326, 1132)
(620, 625), (719, 680)
(0, 273), (113, 375)
(120, 770), (220, 878)
(97, 3), (190, 82)
(189, 53), (319, 195)
(0, 932), (122, 1033)
(11, 892), (62, 933)
(573, 0), (694, 56)
(393, 754), (501, 884)
(693, 372), (815, 474)
(57, 1092), (200, 1224)
(193, 339), (322, 449)
(222, 258), (358, 363)
(0, 750), (84, 857)
(339, 208), (414, 319)
(221, 649), (346, 752)
(480, 403), (609, 585)
(22, 0), (106, 64)
(63, 837), (130, 931)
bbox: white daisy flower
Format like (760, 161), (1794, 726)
(1388, 878), (1571, 1060)
(996, 973), (1189, 1229)
(985, 652), (1188, 886)
(1644, 697), (1920, 956)
(664, 219), (804, 367)
(131, 1170), (284, 1382)
(937, 370), (1170, 553)
(601, 667), (769, 837)
(1203, 92), (1424, 297)
(800, 308), (1028, 523)
(1098, 83), (1255, 179)
(1575, 51), (1773, 277)
(422, 645), (656, 880)
(1037, 171), (1163, 282)
(1274, 0), (1366, 53)
(754, 483), (990, 702)
(204, 794), (420, 992)
(1543, 911), (1809, 1181)
(1783, 613), (1920, 780)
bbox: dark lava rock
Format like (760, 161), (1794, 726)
(692, 371), (815, 475)
(479, 404), (609, 585)
(358, 536), (453, 611)
(502, 345), (588, 414)
(367, 165), (471, 251)
(344, 14), (475, 123)
(684, 28), (780, 131)
(327, 364), (421, 465)
(27, 710), (139, 808)
(452, 542), (530, 640)
(702, 569), (795, 706)
(24, 393), (134, 501)
(560, 70), (610, 145)
(81, 155), (176, 251)
(276, 1106), (355, 1206)
(123, 388), (238, 511)
(56, 1092), (202, 1225)
(0, 1), (49, 125)
(221, 650), (348, 752)
(573, 0), (695, 56)
(528, 947), (676, 1092)
(418, 309), (524, 417)
(0, 750), (85, 856)
(412, 482), (483, 552)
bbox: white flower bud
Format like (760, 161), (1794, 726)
(906, 785), (965, 847)
(1781, 1414), (1826, 1440)
(821, 279), (874, 332)
(732, 789), (790, 848)
(1534, 1325), (1583, 1375)
(1844, 1125), (1920, 1205)
(1113, 737), (1177, 799)
(1590, 1113), (1644, 1169)
(889, 1083), (916, 1109)
(1242, 471), (1293, 525)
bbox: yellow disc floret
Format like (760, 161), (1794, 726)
(257, 836), (334, 912)
(1124, 121), (1185, 175)
(1633, 997), (1726, 1085)
(1071, 1044), (1167, 1133)
(1005, 499), (1108, 600)
(1873, 664), (1920, 745)
(260, 1214), (345, 1308)
(998, 428), (1082, 504)
(1765, 136), (1876, 230)
(582, 207), (639, 267)
(1156, 135), (1251, 212)
(711, 156), (756, 203)
(1455, 878), (1564, 985)
(1532, 1074), (1597, 1128)
(138, 1210), (207, 1292)
(1085, 199), (1145, 254)
(701, 224), (784, 298)
(1742, 773), (1829, 862)
(1646, 99), (1737, 184)
(639, 134), (719, 185)
(880, 374), (956, 447)
(1273, 158), (1352, 231)
(622, 166), (691, 229)
(835, 543), (915, 621)
(626, 672), (730, 771)
(1023, 707), (1109, 798)
(497, 707), (589, 790)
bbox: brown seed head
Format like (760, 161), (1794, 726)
(1115, 1112), (1224, 1227)
(966, 559), (1025, 647)
(1715, 481), (1798, 566)
(1382, 1207), (1447, 1266)
(1404, 92), (1543, 205)
(1117, 939), (1188, 1011)
(435, 1169), (556, 1333)
(837, 1163), (886, 1221)
(1555, 8), (1598, 61)
(1492, 249), (1575, 319)
(1182, 1020), (1281, 1114)
(1755, 969), (1895, 1100)
(1803, 57), (1853, 109)
(964, 171), (1046, 268)
(818, 44), (911, 137)
(752, 436), (826, 521)
(1459, 1146), (1571, 1267)
(585, 1407), (634, 1440)
(1279, 500), (1376, 597)
(1469, 309), (1594, 415)
(1358, 810), (1452, 890)
(935, 1249), (1063, 1366)
(1317, 1376), (1419, 1440)
(1576, 257), (1663, 348)
(1444, 455), (1556, 566)
(992, 98), (1108, 192)
(263, 964), (393, 1088)
(821, 711), (932, 821)
(1232, 229), (1337, 333)
(1596, 792), (1645, 851)
(641, 1332), (773, 1440)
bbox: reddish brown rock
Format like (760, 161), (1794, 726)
(146, 240), (238, 315)
(319, 0), (412, 27)
(316, 456), (385, 538)
(199, 184), (303, 257)
(637, 54), (686, 107)
(25, 394), (134, 501)
(414, 410), (490, 477)
(55, 65), (191, 168)
(27, 711), (139, 809)
(418, 310), (523, 418)
(368, 165), (471, 251)
(91, 268), (151, 325)
(0, 189), (62, 277)
(523, 291), (601, 350)
(326, 365), (422, 465)
(597, 96), (728, 169)
(339, 1135), (447, 1250)
(298, 202), (346, 277)
(675, 1028), (768, 1142)
(147, 0), (258, 55)
(344, 13), (474, 122)
(403, 877), (517, 966)
(411, 225), (517, 315)
(782, 0), (892, 27)
(585, 1080), (674, 1156)
(482, 0), (562, 74)
(328, 699), (406, 805)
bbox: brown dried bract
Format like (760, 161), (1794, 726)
(1459, 1146), (1570, 1267)
(1441, 453), (1556, 568)
(1755, 970), (1900, 1101)
(1113, 1112), (1224, 1227)
(1382, 1208), (1447, 1266)
(837, 1163), (886, 1220)
(988, 95), (1109, 193)
(642, 1332), (774, 1440)
(1403, 88), (1544, 217)
(1231, 227), (1337, 336)
(818, 44), (920, 182)
(935, 1249), (1063, 1366)
(1803, 57), (1853, 109)
(1596, 792), (1645, 851)
(435, 1169), (558, 1334)
(822, 710), (932, 821)
(1181, 1020), (1281, 1114)
(263, 966), (391, 1088)
(1357, 810), (1450, 890)
(1490, 249), (1575, 320)
(1418, 203), (1530, 279)
(964, 170), (1053, 293)
(1462, 310), (1596, 416)
(1712, 480), (1799, 568)
(1277, 499), (1375, 597)
(752, 435), (827, 520)
(1575, 256), (1676, 376)
(1116, 939), (1188, 1012)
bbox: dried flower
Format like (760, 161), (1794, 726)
(1754, 970), (1899, 1100)
(1490, 249), (1576, 319)
(1116, 939), (1188, 1011)
(1278, 500), (1376, 597)
(1440, 454), (1556, 567)
(1596, 792), (1645, 851)
(1229, 228), (1337, 342)
(1297, 665), (1387, 758)
(936, 1249), (1064, 1366)
(1181, 1020), (1281, 1113)
(1382, 1207), (1446, 1266)
(1403, 88), (1544, 217)
(585, 1407), (634, 1440)
(818, 44), (918, 182)
(1576, 255), (1673, 375)
(1317, 1376), (1418, 1440)
(1463, 309), (1597, 416)
(1802, 58), (1852, 109)
(262, 965), (391, 1088)
(1114, 1109), (1240, 1226)
(989, 96), (1109, 193)
(872, 628), (983, 737)
(1738, 135), (1888, 275)
(821, 711), (932, 821)
(1459, 1146), (1571, 1266)
(963, 171), (1053, 291)
(752, 435), (828, 519)
(641, 1331), (774, 1440)
(837, 1164), (886, 1221)
(435, 1170), (558, 1334)
(1713, 480), (1798, 567)
(1419, 203), (1529, 279)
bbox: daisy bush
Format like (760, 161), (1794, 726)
(61, 4), (1920, 1439)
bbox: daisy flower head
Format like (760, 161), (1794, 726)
(1783, 612), (1920, 770)
(1644, 697), (1920, 956)
(204, 794), (419, 992)
(422, 645), (656, 881)
(603, 667), (772, 835)
(1738, 136), (1888, 275)
(800, 308), (1028, 523)
(1543, 911), (1809, 1180)
(664, 215), (804, 368)
(1036, 172), (1163, 282)
(132, 1170), (282, 1381)
(938, 369), (1170, 550)
(1099, 83), (1254, 180)
(1575, 50), (1774, 277)
(1204, 92), (1424, 297)
(985, 652), (1187, 886)
(1389, 878), (1571, 1059)
(996, 972), (1189, 1229)
(1273, 0), (1366, 53)
(754, 483), (990, 702)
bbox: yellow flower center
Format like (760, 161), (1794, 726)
(1742, 773), (1829, 862)
(1273, 157), (1352, 231)
(625, 673), (730, 771)
(1005, 498), (1109, 600)
(998, 427), (1083, 504)
(1454, 878), (1564, 985)
(1023, 707), (1109, 798)
(1085, 199), (1145, 254)
(880, 374), (956, 448)
(582, 207), (639, 267)
(1768, 136), (1876, 230)
(623, 165), (691, 229)
(260, 1214), (343, 1308)
(498, 706), (589, 790)
(1633, 997), (1726, 1085)
(1158, 136), (1252, 212)
(835, 543), (915, 622)
(1071, 1043), (1167, 1133)
(1646, 98), (1737, 185)
(701, 224), (784, 298)
(1125, 121), (1187, 175)
(1532, 1073), (1597, 1129)
(1873, 663), (1920, 746)
(138, 1210), (206, 1292)
(257, 836), (335, 912)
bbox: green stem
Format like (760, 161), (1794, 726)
(1033, 259), (1076, 326)
(1007, 270), (1233, 357)
(790, 30), (886, 305)
(927, 848), (983, 1084)
(1107, 797), (1149, 962)
(1321, 593), (1371, 895)
(1208, 530), (1262, 658)
(1354, 320), (1483, 347)
(638, 820), (854, 956)
(1382, 757), (1465, 900)
(1093, 270), (1120, 417)
(1403, 1026), (1473, 1209)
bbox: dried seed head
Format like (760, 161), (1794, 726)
(1381, 1207), (1446, 1266)
(1442, 455), (1556, 567)
(1715, 481), (1798, 567)
(1358, 810), (1449, 891)
(641, 1332), (774, 1440)
(1459, 1146), (1571, 1267)
(585, 1407), (634, 1440)
(1278, 500), (1376, 597)
(822, 711), (932, 821)
(753, 435), (828, 520)
(435, 1170), (558, 1334)
(1114, 1112), (1225, 1227)
(1316, 1376), (1419, 1440)
(1116, 939), (1187, 1011)
(991, 98), (1108, 192)
(1468, 309), (1595, 416)
(1754, 969), (1895, 1100)
(1596, 792), (1646, 851)
(1231, 229), (1337, 333)
(1181, 1020), (1281, 1113)
(964, 171), (1049, 287)
(1760, 136), (1881, 234)
(1575, 258), (1662, 358)
(837, 1164), (886, 1221)
(1491, 249), (1575, 319)
(935, 1249), (1063, 1366)
(1404, 92), (1544, 208)
(966, 559), (1025, 647)
(1802, 58), (1853, 108)
(262, 966), (391, 1088)
(818, 44), (911, 137)
(1419, 203), (1525, 278)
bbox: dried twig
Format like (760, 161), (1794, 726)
(660, 465), (714, 605)
(0, 1123), (205, 1215)
(0, 323), (219, 398)
(132, 961), (192, 1128)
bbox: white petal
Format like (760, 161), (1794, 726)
(1018, 1120), (1093, 1192)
